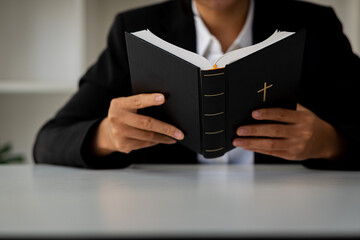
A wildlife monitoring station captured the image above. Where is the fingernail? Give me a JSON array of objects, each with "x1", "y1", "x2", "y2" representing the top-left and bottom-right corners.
[
  {"x1": 233, "y1": 139, "x2": 243, "y2": 147},
  {"x1": 237, "y1": 128, "x2": 247, "y2": 135},
  {"x1": 252, "y1": 110, "x2": 261, "y2": 118},
  {"x1": 155, "y1": 94, "x2": 164, "y2": 103},
  {"x1": 174, "y1": 131, "x2": 184, "y2": 140}
]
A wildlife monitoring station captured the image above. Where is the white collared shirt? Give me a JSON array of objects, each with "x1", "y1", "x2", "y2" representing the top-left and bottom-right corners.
[{"x1": 193, "y1": 0, "x2": 255, "y2": 164}]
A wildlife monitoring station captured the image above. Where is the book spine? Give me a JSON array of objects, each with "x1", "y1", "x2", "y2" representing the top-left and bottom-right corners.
[{"x1": 200, "y1": 68, "x2": 226, "y2": 158}]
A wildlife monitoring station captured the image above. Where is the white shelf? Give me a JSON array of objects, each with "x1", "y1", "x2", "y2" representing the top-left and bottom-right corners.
[{"x1": 0, "y1": 81, "x2": 76, "y2": 94}]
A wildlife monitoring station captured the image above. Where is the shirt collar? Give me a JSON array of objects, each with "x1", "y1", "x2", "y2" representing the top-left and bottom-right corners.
[{"x1": 192, "y1": 0, "x2": 254, "y2": 55}]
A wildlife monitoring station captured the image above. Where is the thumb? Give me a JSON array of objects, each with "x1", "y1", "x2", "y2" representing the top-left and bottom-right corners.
[{"x1": 296, "y1": 103, "x2": 312, "y2": 113}]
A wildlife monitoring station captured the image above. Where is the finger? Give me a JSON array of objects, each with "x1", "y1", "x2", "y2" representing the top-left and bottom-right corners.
[
  {"x1": 296, "y1": 103, "x2": 313, "y2": 113},
  {"x1": 252, "y1": 108, "x2": 299, "y2": 124},
  {"x1": 236, "y1": 124, "x2": 295, "y2": 138},
  {"x1": 118, "y1": 138, "x2": 159, "y2": 153},
  {"x1": 122, "y1": 125, "x2": 177, "y2": 144},
  {"x1": 233, "y1": 138, "x2": 291, "y2": 151},
  {"x1": 116, "y1": 93, "x2": 165, "y2": 110},
  {"x1": 124, "y1": 112, "x2": 184, "y2": 140},
  {"x1": 131, "y1": 140, "x2": 158, "y2": 151}
]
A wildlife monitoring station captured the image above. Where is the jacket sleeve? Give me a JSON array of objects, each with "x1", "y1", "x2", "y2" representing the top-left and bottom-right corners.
[
  {"x1": 33, "y1": 14, "x2": 136, "y2": 169},
  {"x1": 300, "y1": 7, "x2": 360, "y2": 170}
]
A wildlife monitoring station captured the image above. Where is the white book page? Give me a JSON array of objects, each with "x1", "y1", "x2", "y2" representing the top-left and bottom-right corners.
[
  {"x1": 132, "y1": 29, "x2": 295, "y2": 70},
  {"x1": 132, "y1": 30, "x2": 212, "y2": 70},
  {"x1": 215, "y1": 30, "x2": 295, "y2": 68}
]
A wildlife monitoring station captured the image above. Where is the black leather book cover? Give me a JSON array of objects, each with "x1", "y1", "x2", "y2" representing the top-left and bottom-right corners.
[
  {"x1": 125, "y1": 33, "x2": 203, "y2": 155},
  {"x1": 225, "y1": 29, "x2": 306, "y2": 152},
  {"x1": 125, "y1": 30, "x2": 306, "y2": 158}
]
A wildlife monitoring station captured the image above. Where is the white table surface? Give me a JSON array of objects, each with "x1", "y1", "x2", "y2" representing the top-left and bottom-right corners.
[{"x1": 0, "y1": 164, "x2": 359, "y2": 238}]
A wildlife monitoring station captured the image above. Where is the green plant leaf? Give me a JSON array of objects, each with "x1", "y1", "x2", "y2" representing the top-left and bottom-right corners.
[{"x1": 0, "y1": 143, "x2": 12, "y2": 155}]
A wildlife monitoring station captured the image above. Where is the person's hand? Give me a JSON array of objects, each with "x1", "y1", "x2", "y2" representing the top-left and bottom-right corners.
[
  {"x1": 233, "y1": 104, "x2": 346, "y2": 161},
  {"x1": 92, "y1": 93, "x2": 184, "y2": 156}
]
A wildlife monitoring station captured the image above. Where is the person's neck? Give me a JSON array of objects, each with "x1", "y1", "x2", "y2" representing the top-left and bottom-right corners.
[{"x1": 195, "y1": 0, "x2": 250, "y2": 52}]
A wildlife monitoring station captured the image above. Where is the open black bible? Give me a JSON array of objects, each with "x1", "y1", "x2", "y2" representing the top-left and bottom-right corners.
[{"x1": 125, "y1": 29, "x2": 306, "y2": 158}]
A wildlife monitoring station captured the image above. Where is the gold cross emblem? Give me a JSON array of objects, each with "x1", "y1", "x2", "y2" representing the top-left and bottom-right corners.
[{"x1": 257, "y1": 82, "x2": 273, "y2": 102}]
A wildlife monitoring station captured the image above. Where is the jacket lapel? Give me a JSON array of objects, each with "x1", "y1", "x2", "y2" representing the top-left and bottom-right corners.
[
  {"x1": 253, "y1": 0, "x2": 278, "y2": 44},
  {"x1": 158, "y1": 0, "x2": 277, "y2": 53},
  {"x1": 156, "y1": 0, "x2": 196, "y2": 53}
]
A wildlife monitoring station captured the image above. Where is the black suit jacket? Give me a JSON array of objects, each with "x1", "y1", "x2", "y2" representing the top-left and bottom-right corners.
[{"x1": 33, "y1": 0, "x2": 360, "y2": 169}]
